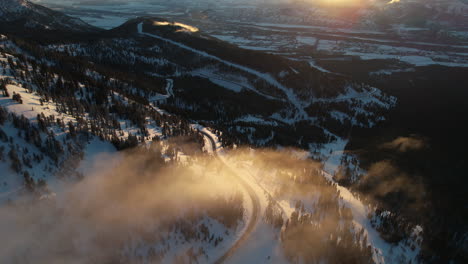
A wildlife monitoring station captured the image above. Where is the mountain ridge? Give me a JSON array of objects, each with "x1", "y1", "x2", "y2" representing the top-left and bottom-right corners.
[{"x1": 0, "y1": 0, "x2": 101, "y2": 35}]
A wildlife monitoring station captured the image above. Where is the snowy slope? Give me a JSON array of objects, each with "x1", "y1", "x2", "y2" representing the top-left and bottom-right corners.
[{"x1": 1, "y1": 33, "x2": 255, "y2": 264}]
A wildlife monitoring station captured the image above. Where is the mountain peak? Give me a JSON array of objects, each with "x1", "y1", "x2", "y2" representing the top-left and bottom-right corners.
[
  {"x1": 0, "y1": 0, "x2": 30, "y2": 14},
  {"x1": 0, "y1": 0, "x2": 101, "y2": 35}
]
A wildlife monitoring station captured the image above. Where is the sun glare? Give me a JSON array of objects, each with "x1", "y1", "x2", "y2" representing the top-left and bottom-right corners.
[
  {"x1": 153, "y1": 21, "x2": 199, "y2": 33},
  {"x1": 313, "y1": 0, "x2": 366, "y2": 7}
]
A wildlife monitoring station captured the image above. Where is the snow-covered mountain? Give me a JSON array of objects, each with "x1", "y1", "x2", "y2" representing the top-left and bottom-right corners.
[
  {"x1": 0, "y1": 0, "x2": 29, "y2": 13},
  {"x1": 0, "y1": 0, "x2": 99, "y2": 33}
]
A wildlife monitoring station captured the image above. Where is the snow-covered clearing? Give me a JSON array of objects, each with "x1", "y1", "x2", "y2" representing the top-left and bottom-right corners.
[
  {"x1": 211, "y1": 35, "x2": 251, "y2": 45},
  {"x1": 234, "y1": 115, "x2": 279, "y2": 126},
  {"x1": 191, "y1": 68, "x2": 244, "y2": 93},
  {"x1": 0, "y1": 84, "x2": 74, "y2": 124},
  {"x1": 317, "y1": 39, "x2": 468, "y2": 67},
  {"x1": 191, "y1": 68, "x2": 283, "y2": 101},
  {"x1": 296, "y1": 36, "x2": 317, "y2": 46},
  {"x1": 76, "y1": 138, "x2": 118, "y2": 176}
]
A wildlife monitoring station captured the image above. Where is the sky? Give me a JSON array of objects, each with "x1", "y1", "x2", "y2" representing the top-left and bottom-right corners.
[{"x1": 31, "y1": 0, "x2": 376, "y2": 7}]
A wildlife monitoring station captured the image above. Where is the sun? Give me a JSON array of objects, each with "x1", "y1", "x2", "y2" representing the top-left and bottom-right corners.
[{"x1": 312, "y1": 0, "x2": 367, "y2": 7}]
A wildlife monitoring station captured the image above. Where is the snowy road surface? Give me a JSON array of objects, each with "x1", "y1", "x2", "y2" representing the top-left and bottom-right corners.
[{"x1": 197, "y1": 129, "x2": 261, "y2": 264}]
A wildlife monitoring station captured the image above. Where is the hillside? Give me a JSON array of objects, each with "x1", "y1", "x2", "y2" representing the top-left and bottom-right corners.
[
  {"x1": 0, "y1": 0, "x2": 101, "y2": 42},
  {"x1": 0, "y1": 1, "x2": 466, "y2": 263},
  {"x1": 0, "y1": 33, "x2": 405, "y2": 263}
]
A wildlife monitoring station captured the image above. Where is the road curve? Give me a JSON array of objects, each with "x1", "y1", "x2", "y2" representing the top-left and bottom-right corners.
[{"x1": 197, "y1": 130, "x2": 261, "y2": 264}]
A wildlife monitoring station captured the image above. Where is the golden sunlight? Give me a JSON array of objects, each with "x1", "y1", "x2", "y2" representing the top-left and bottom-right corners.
[
  {"x1": 312, "y1": 0, "x2": 367, "y2": 7},
  {"x1": 153, "y1": 21, "x2": 199, "y2": 33}
]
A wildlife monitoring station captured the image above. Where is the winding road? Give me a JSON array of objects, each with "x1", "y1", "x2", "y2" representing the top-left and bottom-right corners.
[{"x1": 197, "y1": 130, "x2": 261, "y2": 264}]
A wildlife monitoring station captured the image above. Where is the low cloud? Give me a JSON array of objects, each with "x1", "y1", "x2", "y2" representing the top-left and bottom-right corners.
[
  {"x1": 0, "y1": 145, "x2": 244, "y2": 263},
  {"x1": 0, "y1": 144, "x2": 358, "y2": 263},
  {"x1": 358, "y1": 160, "x2": 426, "y2": 212},
  {"x1": 380, "y1": 136, "x2": 427, "y2": 152}
]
